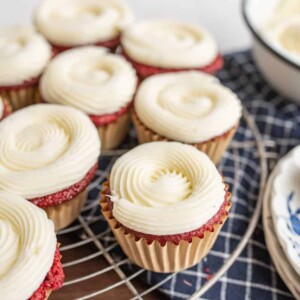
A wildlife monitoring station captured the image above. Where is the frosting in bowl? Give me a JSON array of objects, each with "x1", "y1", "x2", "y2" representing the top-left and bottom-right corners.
[
  {"x1": 262, "y1": 0, "x2": 300, "y2": 65},
  {"x1": 35, "y1": 0, "x2": 133, "y2": 47},
  {"x1": 0, "y1": 26, "x2": 51, "y2": 86},
  {"x1": 121, "y1": 19, "x2": 218, "y2": 68},
  {"x1": 0, "y1": 190, "x2": 56, "y2": 300},
  {"x1": 0, "y1": 104, "x2": 100, "y2": 198},
  {"x1": 134, "y1": 71, "x2": 242, "y2": 143},
  {"x1": 41, "y1": 46, "x2": 137, "y2": 115},
  {"x1": 110, "y1": 141, "x2": 226, "y2": 235}
]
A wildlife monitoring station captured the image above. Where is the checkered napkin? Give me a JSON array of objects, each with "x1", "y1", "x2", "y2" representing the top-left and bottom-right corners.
[{"x1": 91, "y1": 51, "x2": 300, "y2": 300}]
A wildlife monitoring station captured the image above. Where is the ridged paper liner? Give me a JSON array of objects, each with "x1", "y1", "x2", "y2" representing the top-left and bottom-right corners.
[
  {"x1": 45, "y1": 289, "x2": 52, "y2": 300},
  {"x1": 97, "y1": 111, "x2": 131, "y2": 150},
  {"x1": 132, "y1": 111, "x2": 237, "y2": 164},
  {"x1": 43, "y1": 189, "x2": 88, "y2": 231},
  {"x1": 0, "y1": 85, "x2": 39, "y2": 111},
  {"x1": 1, "y1": 97, "x2": 12, "y2": 119},
  {"x1": 100, "y1": 181, "x2": 231, "y2": 273}
]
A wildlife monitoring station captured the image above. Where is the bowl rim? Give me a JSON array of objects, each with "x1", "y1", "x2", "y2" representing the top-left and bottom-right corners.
[{"x1": 242, "y1": 0, "x2": 300, "y2": 71}]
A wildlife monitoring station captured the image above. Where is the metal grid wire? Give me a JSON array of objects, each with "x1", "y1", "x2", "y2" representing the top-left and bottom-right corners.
[{"x1": 50, "y1": 106, "x2": 268, "y2": 300}]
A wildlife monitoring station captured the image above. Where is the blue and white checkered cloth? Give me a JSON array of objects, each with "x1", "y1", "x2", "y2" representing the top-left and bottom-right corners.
[{"x1": 92, "y1": 51, "x2": 300, "y2": 299}]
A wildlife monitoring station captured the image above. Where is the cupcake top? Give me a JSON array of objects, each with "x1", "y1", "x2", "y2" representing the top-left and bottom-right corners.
[
  {"x1": 35, "y1": 0, "x2": 133, "y2": 47},
  {"x1": 0, "y1": 190, "x2": 56, "y2": 299},
  {"x1": 0, "y1": 26, "x2": 52, "y2": 86},
  {"x1": 41, "y1": 46, "x2": 137, "y2": 115},
  {"x1": 110, "y1": 141, "x2": 226, "y2": 235},
  {"x1": 121, "y1": 20, "x2": 218, "y2": 68},
  {"x1": 0, "y1": 104, "x2": 100, "y2": 198},
  {"x1": 135, "y1": 71, "x2": 242, "y2": 143}
]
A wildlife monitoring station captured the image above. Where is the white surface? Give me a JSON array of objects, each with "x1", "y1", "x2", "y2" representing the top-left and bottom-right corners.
[{"x1": 0, "y1": 0, "x2": 251, "y2": 53}]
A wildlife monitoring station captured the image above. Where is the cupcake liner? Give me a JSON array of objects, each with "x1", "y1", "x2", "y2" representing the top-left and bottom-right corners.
[
  {"x1": 0, "y1": 84, "x2": 39, "y2": 111},
  {"x1": 1, "y1": 97, "x2": 12, "y2": 119},
  {"x1": 97, "y1": 110, "x2": 131, "y2": 150},
  {"x1": 132, "y1": 111, "x2": 237, "y2": 164},
  {"x1": 45, "y1": 290, "x2": 52, "y2": 300},
  {"x1": 44, "y1": 188, "x2": 88, "y2": 231},
  {"x1": 100, "y1": 182, "x2": 231, "y2": 273}
]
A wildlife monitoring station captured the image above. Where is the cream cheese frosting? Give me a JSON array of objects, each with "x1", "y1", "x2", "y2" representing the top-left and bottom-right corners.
[
  {"x1": 0, "y1": 191, "x2": 56, "y2": 300},
  {"x1": 0, "y1": 26, "x2": 51, "y2": 86},
  {"x1": 110, "y1": 142, "x2": 226, "y2": 235},
  {"x1": 35, "y1": 0, "x2": 133, "y2": 47},
  {"x1": 0, "y1": 104, "x2": 100, "y2": 198},
  {"x1": 262, "y1": 0, "x2": 300, "y2": 65},
  {"x1": 121, "y1": 20, "x2": 218, "y2": 68},
  {"x1": 41, "y1": 46, "x2": 137, "y2": 115},
  {"x1": 135, "y1": 71, "x2": 242, "y2": 143}
]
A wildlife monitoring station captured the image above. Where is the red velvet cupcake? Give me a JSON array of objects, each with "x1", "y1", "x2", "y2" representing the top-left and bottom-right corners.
[
  {"x1": 34, "y1": 0, "x2": 133, "y2": 54},
  {"x1": 0, "y1": 191, "x2": 64, "y2": 299},
  {"x1": 0, "y1": 104, "x2": 100, "y2": 230},
  {"x1": 40, "y1": 46, "x2": 138, "y2": 150},
  {"x1": 121, "y1": 20, "x2": 223, "y2": 79},
  {"x1": 0, "y1": 26, "x2": 52, "y2": 111},
  {"x1": 100, "y1": 142, "x2": 231, "y2": 272}
]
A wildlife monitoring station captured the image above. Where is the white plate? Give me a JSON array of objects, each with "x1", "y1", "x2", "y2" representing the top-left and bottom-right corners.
[
  {"x1": 272, "y1": 146, "x2": 300, "y2": 275},
  {"x1": 263, "y1": 150, "x2": 300, "y2": 299}
]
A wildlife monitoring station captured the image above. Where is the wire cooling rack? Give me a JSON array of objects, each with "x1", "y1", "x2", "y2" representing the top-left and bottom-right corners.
[{"x1": 50, "y1": 106, "x2": 268, "y2": 300}]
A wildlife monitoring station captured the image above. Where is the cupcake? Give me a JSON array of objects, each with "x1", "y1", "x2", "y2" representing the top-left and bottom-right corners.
[
  {"x1": 132, "y1": 71, "x2": 242, "y2": 164},
  {"x1": 0, "y1": 191, "x2": 64, "y2": 299},
  {"x1": 0, "y1": 26, "x2": 52, "y2": 111},
  {"x1": 121, "y1": 20, "x2": 223, "y2": 79},
  {"x1": 100, "y1": 141, "x2": 231, "y2": 272},
  {"x1": 0, "y1": 104, "x2": 100, "y2": 230},
  {"x1": 34, "y1": 0, "x2": 133, "y2": 53},
  {"x1": 40, "y1": 46, "x2": 138, "y2": 150},
  {"x1": 0, "y1": 97, "x2": 12, "y2": 121}
]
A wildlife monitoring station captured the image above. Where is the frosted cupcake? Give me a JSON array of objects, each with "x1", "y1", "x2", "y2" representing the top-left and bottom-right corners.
[
  {"x1": 121, "y1": 20, "x2": 223, "y2": 79},
  {"x1": 0, "y1": 26, "x2": 52, "y2": 111},
  {"x1": 40, "y1": 46, "x2": 137, "y2": 149},
  {"x1": 34, "y1": 0, "x2": 133, "y2": 53},
  {"x1": 0, "y1": 191, "x2": 64, "y2": 299},
  {"x1": 132, "y1": 71, "x2": 242, "y2": 164},
  {"x1": 0, "y1": 104, "x2": 100, "y2": 230},
  {"x1": 0, "y1": 97, "x2": 12, "y2": 121},
  {"x1": 101, "y1": 142, "x2": 231, "y2": 272}
]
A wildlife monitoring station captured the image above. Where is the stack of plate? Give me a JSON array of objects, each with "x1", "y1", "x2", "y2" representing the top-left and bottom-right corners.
[{"x1": 263, "y1": 146, "x2": 300, "y2": 299}]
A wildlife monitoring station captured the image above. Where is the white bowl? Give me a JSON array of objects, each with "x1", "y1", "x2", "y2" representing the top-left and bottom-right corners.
[{"x1": 242, "y1": 0, "x2": 300, "y2": 103}]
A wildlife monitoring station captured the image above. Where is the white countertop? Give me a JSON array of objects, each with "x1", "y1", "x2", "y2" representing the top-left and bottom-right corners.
[{"x1": 0, "y1": 0, "x2": 251, "y2": 53}]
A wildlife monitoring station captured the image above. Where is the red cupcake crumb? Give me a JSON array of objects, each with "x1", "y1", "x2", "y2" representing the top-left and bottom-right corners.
[
  {"x1": 0, "y1": 76, "x2": 40, "y2": 91},
  {"x1": 30, "y1": 246, "x2": 65, "y2": 300},
  {"x1": 30, "y1": 163, "x2": 98, "y2": 208},
  {"x1": 89, "y1": 102, "x2": 132, "y2": 126},
  {"x1": 122, "y1": 50, "x2": 223, "y2": 79},
  {"x1": 104, "y1": 185, "x2": 231, "y2": 246},
  {"x1": 51, "y1": 36, "x2": 121, "y2": 54}
]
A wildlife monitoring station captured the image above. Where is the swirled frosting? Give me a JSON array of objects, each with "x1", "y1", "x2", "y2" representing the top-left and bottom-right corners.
[
  {"x1": 262, "y1": 0, "x2": 300, "y2": 65},
  {"x1": 35, "y1": 0, "x2": 133, "y2": 47},
  {"x1": 41, "y1": 46, "x2": 137, "y2": 115},
  {"x1": 0, "y1": 26, "x2": 51, "y2": 86},
  {"x1": 135, "y1": 71, "x2": 242, "y2": 143},
  {"x1": 110, "y1": 141, "x2": 226, "y2": 235},
  {"x1": 0, "y1": 104, "x2": 100, "y2": 198},
  {"x1": 121, "y1": 20, "x2": 218, "y2": 68},
  {"x1": 0, "y1": 191, "x2": 56, "y2": 300}
]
